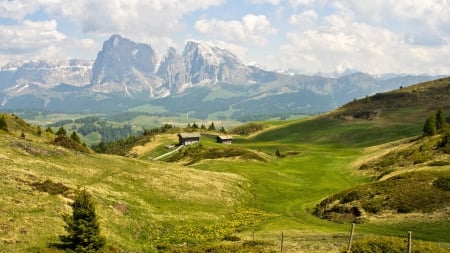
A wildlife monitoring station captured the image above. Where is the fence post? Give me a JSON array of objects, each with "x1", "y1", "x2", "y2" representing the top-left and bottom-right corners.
[
  {"x1": 347, "y1": 223, "x2": 356, "y2": 253},
  {"x1": 280, "y1": 232, "x2": 284, "y2": 253},
  {"x1": 407, "y1": 231, "x2": 412, "y2": 253}
]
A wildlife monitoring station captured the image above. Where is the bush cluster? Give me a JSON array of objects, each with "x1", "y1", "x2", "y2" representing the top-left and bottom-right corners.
[
  {"x1": 31, "y1": 180, "x2": 69, "y2": 195},
  {"x1": 433, "y1": 176, "x2": 450, "y2": 191},
  {"x1": 0, "y1": 114, "x2": 8, "y2": 132},
  {"x1": 229, "y1": 122, "x2": 264, "y2": 136}
]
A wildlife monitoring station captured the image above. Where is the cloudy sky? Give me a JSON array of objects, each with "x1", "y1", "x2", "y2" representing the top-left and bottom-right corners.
[{"x1": 1, "y1": 0, "x2": 450, "y2": 75}]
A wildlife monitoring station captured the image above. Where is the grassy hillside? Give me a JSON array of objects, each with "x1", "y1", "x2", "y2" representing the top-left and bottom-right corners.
[
  {"x1": 0, "y1": 114, "x2": 262, "y2": 252},
  {"x1": 1, "y1": 77, "x2": 450, "y2": 252}
]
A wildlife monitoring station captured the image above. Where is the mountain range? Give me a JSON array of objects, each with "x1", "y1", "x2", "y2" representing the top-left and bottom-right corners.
[{"x1": 0, "y1": 34, "x2": 443, "y2": 119}]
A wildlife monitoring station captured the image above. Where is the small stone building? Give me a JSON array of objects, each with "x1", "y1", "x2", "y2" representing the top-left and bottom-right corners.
[
  {"x1": 178, "y1": 133, "x2": 200, "y2": 146},
  {"x1": 216, "y1": 135, "x2": 233, "y2": 144}
]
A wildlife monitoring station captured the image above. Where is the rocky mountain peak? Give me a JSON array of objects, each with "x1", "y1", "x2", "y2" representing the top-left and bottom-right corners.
[
  {"x1": 157, "y1": 47, "x2": 186, "y2": 92},
  {"x1": 183, "y1": 41, "x2": 242, "y2": 67},
  {"x1": 182, "y1": 41, "x2": 247, "y2": 84},
  {"x1": 91, "y1": 34, "x2": 157, "y2": 85}
]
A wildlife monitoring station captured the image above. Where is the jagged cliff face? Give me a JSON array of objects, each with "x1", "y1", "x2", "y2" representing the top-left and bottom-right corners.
[
  {"x1": 0, "y1": 59, "x2": 92, "y2": 90},
  {"x1": 156, "y1": 47, "x2": 186, "y2": 93},
  {"x1": 182, "y1": 41, "x2": 248, "y2": 85},
  {"x1": 156, "y1": 41, "x2": 250, "y2": 93},
  {"x1": 90, "y1": 34, "x2": 162, "y2": 97}
]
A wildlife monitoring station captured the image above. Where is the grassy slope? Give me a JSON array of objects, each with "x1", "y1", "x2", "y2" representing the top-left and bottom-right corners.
[
  {"x1": 0, "y1": 115, "x2": 254, "y2": 252},
  {"x1": 1, "y1": 77, "x2": 450, "y2": 252},
  {"x1": 189, "y1": 77, "x2": 450, "y2": 249}
]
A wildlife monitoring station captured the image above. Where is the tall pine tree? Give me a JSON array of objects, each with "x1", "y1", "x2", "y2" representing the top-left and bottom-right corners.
[
  {"x1": 423, "y1": 113, "x2": 437, "y2": 136},
  {"x1": 70, "y1": 131, "x2": 81, "y2": 144},
  {"x1": 60, "y1": 188, "x2": 105, "y2": 252},
  {"x1": 436, "y1": 108, "x2": 447, "y2": 133}
]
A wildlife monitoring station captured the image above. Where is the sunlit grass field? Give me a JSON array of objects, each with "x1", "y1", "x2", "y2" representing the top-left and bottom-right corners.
[{"x1": 1, "y1": 108, "x2": 450, "y2": 252}]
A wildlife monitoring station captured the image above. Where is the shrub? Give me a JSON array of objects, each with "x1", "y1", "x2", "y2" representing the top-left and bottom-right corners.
[
  {"x1": 31, "y1": 180, "x2": 69, "y2": 195},
  {"x1": 341, "y1": 191, "x2": 362, "y2": 203},
  {"x1": 229, "y1": 122, "x2": 264, "y2": 136},
  {"x1": 433, "y1": 176, "x2": 450, "y2": 191},
  {"x1": 439, "y1": 132, "x2": 450, "y2": 153},
  {"x1": 53, "y1": 135, "x2": 90, "y2": 153},
  {"x1": 428, "y1": 161, "x2": 450, "y2": 166},
  {"x1": 223, "y1": 234, "x2": 241, "y2": 241},
  {"x1": 362, "y1": 199, "x2": 383, "y2": 214},
  {"x1": 0, "y1": 115, "x2": 8, "y2": 132}
]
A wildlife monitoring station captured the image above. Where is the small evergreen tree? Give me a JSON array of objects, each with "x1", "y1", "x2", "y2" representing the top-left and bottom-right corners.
[
  {"x1": 56, "y1": 126, "x2": 67, "y2": 136},
  {"x1": 192, "y1": 122, "x2": 198, "y2": 129},
  {"x1": 37, "y1": 126, "x2": 42, "y2": 136},
  {"x1": 208, "y1": 122, "x2": 216, "y2": 131},
  {"x1": 60, "y1": 188, "x2": 105, "y2": 252},
  {"x1": 275, "y1": 149, "x2": 281, "y2": 157},
  {"x1": 0, "y1": 115, "x2": 8, "y2": 132},
  {"x1": 200, "y1": 124, "x2": 206, "y2": 129},
  {"x1": 436, "y1": 108, "x2": 447, "y2": 132},
  {"x1": 70, "y1": 131, "x2": 81, "y2": 144},
  {"x1": 219, "y1": 126, "x2": 226, "y2": 133},
  {"x1": 46, "y1": 127, "x2": 54, "y2": 134},
  {"x1": 423, "y1": 113, "x2": 437, "y2": 136}
]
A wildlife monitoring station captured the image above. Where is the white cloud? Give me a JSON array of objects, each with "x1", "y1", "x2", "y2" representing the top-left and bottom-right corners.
[
  {"x1": 0, "y1": 19, "x2": 99, "y2": 66},
  {"x1": 0, "y1": 20, "x2": 65, "y2": 54},
  {"x1": 0, "y1": 1, "x2": 41, "y2": 20},
  {"x1": 280, "y1": 3, "x2": 450, "y2": 75},
  {"x1": 247, "y1": 0, "x2": 281, "y2": 5},
  {"x1": 1, "y1": 0, "x2": 226, "y2": 36},
  {"x1": 45, "y1": 0, "x2": 226, "y2": 36},
  {"x1": 289, "y1": 9, "x2": 318, "y2": 27},
  {"x1": 195, "y1": 14, "x2": 277, "y2": 45},
  {"x1": 290, "y1": 0, "x2": 316, "y2": 7}
]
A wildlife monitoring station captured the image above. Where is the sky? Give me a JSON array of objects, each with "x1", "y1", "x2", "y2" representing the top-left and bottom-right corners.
[{"x1": 1, "y1": 0, "x2": 450, "y2": 75}]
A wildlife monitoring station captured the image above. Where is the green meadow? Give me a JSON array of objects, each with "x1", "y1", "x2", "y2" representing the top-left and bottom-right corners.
[{"x1": 1, "y1": 77, "x2": 450, "y2": 252}]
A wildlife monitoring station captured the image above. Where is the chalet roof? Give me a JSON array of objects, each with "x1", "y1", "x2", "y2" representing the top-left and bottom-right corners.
[
  {"x1": 178, "y1": 132, "x2": 201, "y2": 138},
  {"x1": 217, "y1": 135, "x2": 233, "y2": 140}
]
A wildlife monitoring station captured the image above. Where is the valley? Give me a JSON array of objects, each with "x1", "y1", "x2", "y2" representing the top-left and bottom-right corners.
[{"x1": 1, "y1": 77, "x2": 450, "y2": 252}]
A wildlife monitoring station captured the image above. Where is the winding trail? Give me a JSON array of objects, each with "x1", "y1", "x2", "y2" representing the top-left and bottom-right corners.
[{"x1": 152, "y1": 145, "x2": 184, "y2": 161}]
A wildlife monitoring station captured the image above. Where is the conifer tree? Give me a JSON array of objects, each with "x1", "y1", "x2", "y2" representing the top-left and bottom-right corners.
[
  {"x1": 46, "y1": 127, "x2": 54, "y2": 134},
  {"x1": 423, "y1": 113, "x2": 437, "y2": 136},
  {"x1": 70, "y1": 131, "x2": 81, "y2": 144},
  {"x1": 60, "y1": 188, "x2": 105, "y2": 252},
  {"x1": 56, "y1": 126, "x2": 67, "y2": 136},
  {"x1": 208, "y1": 122, "x2": 216, "y2": 131},
  {"x1": 436, "y1": 108, "x2": 447, "y2": 132},
  {"x1": 0, "y1": 115, "x2": 8, "y2": 132}
]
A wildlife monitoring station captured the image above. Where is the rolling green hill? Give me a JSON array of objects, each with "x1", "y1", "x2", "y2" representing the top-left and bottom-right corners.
[{"x1": 1, "y1": 77, "x2": 450, "y2": 252}]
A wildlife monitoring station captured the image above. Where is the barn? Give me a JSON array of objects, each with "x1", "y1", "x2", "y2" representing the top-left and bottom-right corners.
[
  {"x1": 178, "y1": 133, "x2": 200, "y2": 146},
  {"x1": 216, "y1": 135, "x2": 233, "y2": 144}
]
